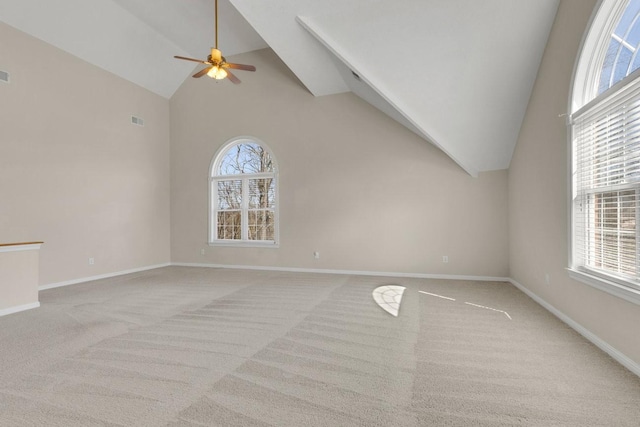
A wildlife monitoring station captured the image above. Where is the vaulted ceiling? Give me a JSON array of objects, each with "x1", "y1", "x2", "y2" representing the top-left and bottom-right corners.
[{"x1": 0, "y1": 0, "x2": 560, "y2": 175}]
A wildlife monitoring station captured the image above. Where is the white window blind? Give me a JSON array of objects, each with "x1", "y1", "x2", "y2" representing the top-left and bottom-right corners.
[{"x1": 572, "y1": 74, "x2": 640, "y2": 290}]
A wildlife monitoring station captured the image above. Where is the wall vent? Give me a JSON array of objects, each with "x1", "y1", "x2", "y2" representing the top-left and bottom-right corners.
[
  {"x1": 0, "y1": 70, "x2": 9, "y2": 83},
  {"x1": 131, "y1": 115, "x2": 144, "y2": 126}
]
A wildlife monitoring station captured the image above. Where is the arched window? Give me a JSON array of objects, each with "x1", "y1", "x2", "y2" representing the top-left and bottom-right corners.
[
  {"x1": 210, "y1": 138, "x2": 278, "y2": 246},
  {"x1": 571, "y1": 0, "x2": 640, "y2": 303},
  {"x1": 598, "y1": 0, "x2": 640, "y2": 94}
]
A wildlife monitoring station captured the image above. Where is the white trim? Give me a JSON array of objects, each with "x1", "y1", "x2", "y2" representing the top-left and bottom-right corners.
[
  {"x1": 0, "y1": 243, "x2": 42, "y2": 253},
  {"x1": 208, "y1": 241, "x2": 280, "y2": 248},
  {"x1": 215, "y1": 171, "x2": 274, "y2": 180},
  {"x1": 567, "y1": 268, "x2": 640, "y2": 306},
  {"x1": 0, "y1": 302, "x2": 40, "y2": 317},
  {"x1": 509, "y1": 278, "x2": 640, "y2": 377},
  {"x1": 171, "y1": 262, "x2": 509, "y2": 282},
  {"x1": 38, "y1": 263, "x2": 170, "y2": 291}
]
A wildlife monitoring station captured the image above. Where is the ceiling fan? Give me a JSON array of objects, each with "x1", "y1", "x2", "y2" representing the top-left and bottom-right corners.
[{"x1": 174, "y1": 0, "x2": 256, "y2": 84}]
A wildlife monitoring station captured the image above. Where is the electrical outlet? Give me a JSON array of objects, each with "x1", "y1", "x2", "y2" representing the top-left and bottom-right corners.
[
  {"x1": 88, "y1": 257, "x2": 95, "y2": 265},
  {"x1": 313, "y1": 251, "x2": 320, "y2": 259},
  {"x1": 442, "y1": 255, "x2": 449, "y2": 263},
  {"x1": 200, "y1": 249, "x2": 205, "y2": 256},
  {"x1": 545, "y1": 273, "x2": 550, "y2": 285}
]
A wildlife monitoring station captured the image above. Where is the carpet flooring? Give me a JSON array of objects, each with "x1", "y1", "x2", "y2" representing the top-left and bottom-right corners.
[{"x1": 0, "y1": 266, "x2": 639, "y2": 426}]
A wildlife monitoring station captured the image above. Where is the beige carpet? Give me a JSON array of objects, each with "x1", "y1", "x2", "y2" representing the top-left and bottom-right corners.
[{"x1": 0, "y1": 266, "x2": 638, "y2": 426}]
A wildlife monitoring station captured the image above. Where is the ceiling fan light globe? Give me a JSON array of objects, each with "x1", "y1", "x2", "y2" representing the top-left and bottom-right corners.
[
  {"x1": 207, "y1": 66, "x2": 219, "y2": 78},
  {"x1": 214, "y1": 68, "x2": 228, "y2": 80}
]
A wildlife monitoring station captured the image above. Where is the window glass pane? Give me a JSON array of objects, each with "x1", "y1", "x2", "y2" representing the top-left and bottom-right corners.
[
  {"x1": 217, "y1": 143, "x2": 274, "y2": 175},
  {"x1": 217, "y1": 180, "x2": 242, "y2": 210},
  {"x1": 614, "y1": 0, "x2": 640, "y2": 39},
  {"x1": 614, "y1": 46, "x2": 634, "y2": 83},
  {"x1": 599, "y1": 0, "x2": 640, "y2": 94},
  {"x1": 248, "y1": 178, "x2": 275, "y2": 209},
  {"x1": 217, "y1": 211, "x2": 242, "y2": 240},
  {"x1": 626, "y1": 17, "x2": 640, "y2": 47},
  {"x1": 248, "y1": 210, "x2": 274, "y2": 241},
  {"x1": 599, "y1": 39, "x2": 620, "y2": 93}
]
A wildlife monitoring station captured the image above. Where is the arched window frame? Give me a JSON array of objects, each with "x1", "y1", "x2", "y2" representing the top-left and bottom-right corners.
[
  {"x1": 572, "y1": 0, "x2": 630, "y2": 112},
  {"x1": 570, "y1": 0, "x2": 640, "y2": 305},
  {"x1": 209, "y1": 137, "x2": 279, "y2": 248}
]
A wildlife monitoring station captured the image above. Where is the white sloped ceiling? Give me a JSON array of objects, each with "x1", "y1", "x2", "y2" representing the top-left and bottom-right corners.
[{"x1": 0, "y1": 0, "x2": 560, "y2": 174}]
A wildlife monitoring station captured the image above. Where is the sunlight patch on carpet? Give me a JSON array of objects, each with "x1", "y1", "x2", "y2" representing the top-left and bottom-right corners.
[
  {"x1": 465, "y1": 302, "x2": 512, "y2": 320},
  {"x1": 418, "y1": 290, "x2": 456, "y2": 301},
  {"x1": 419, "y1": 289, "x2": 512, "y2": 320},
  {"x1": 372, "y1": 285, "x2": 406, "y2": 317}
]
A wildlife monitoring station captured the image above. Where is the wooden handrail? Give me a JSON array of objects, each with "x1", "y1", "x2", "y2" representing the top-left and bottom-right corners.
[{"x1": 0, "y1": 242, "x2": 44, "y2": 247}]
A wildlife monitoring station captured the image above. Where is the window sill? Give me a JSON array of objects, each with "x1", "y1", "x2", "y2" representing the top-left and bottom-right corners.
[
  {"x1": 208, "y1": 241, "x2": 279, "y2": 249},
  {"x1": 567, "y1": 268, "x2": 640, "y2": 306}
]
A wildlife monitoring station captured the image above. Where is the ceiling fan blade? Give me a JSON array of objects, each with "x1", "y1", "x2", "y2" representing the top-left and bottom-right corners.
[
  {"x1": 193, "y1": 67, "x2": 213, "y2": 78},
  {"x1": 225, "y1": 63, "x2": 256, "y2": 72},
  {"x1": 174, "y1": 55, "x2": 208, "y2": 64},
  {"x1": 226, "y1": 70, "x2": 241, "y2": 84}
]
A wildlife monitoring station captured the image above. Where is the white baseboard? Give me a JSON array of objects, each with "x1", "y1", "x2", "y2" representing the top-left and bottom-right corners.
[
  {"x1": 172, "y1": 262, "x2": 510, "y2": 282},
  {"x1": 509, "y1": 278, "x2": 640, "y2": 377},
  {"x1": 39, "y1": 263, "x2": 171, "y2": 291},
  {"x1": 0, "y1": 301, "x2": 40, "y2": 317}
]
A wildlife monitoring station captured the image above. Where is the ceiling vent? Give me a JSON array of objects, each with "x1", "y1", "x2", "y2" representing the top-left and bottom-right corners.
[
  {"x1": 0, "y1": 70, "x2": 9, "y2": 83},
  {"x1": 131, "y1": 115, "x2": 144, "y2": 126}
]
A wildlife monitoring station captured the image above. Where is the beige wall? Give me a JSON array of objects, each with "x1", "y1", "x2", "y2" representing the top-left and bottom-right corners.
[
  {"x1": 0, "y1": 245, "x2": 39, "y2": 311},
  {"x1": 170, "y1": 49, "x2": 509, "y2": 278},
  {"x1": 509, "y1": 0, "x2": 640, "y2": 365},
  {"x1": 0, "y1": 22, "x2": 171, "y2": 286}
]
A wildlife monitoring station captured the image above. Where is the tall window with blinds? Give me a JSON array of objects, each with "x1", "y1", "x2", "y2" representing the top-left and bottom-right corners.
[
  {"x1": 572, "y1": 19, "x2": 640, "y2": 290},
  {"x1": 210, "y1": 139, "x2": 278, "y2": 246}
]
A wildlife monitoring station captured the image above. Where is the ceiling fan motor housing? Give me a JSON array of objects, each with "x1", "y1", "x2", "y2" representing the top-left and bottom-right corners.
[{"x1": 210, "y1": 48, "x2": 223, "y2": 63}]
